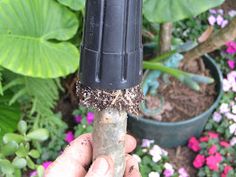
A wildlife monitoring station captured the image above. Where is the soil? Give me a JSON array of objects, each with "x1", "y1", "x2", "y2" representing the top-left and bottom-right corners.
[
  {"x1": 166, "y1": 146, "x2": 197, "y2": 176},
  {"x1": 143, "y1": 58, "x2": 216, "y2": 122}
]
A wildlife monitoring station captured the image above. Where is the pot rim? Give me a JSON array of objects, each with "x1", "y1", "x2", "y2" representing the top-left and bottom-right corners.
[{"x1": 129, "y1": 54, "x2": 224, "y2": 126}]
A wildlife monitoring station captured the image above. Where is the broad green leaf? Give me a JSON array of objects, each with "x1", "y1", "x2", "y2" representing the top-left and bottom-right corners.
[
  {"x1": 0, "y1": 94, "x2": 21, "y2": 139},
  {"x1": 29, "y1": 150, "x2": 40, "y2": 159},
  {"x1": 0, "y1": 0, "x2": 80, "y2": 78},
  {"x1": 0, "y1": 159, "x2": 14, "y2": 175},
  {"x1": 1, "y1": 141, "x2": 18, "y2": 156},
  {"x1": 58, "y1": 0, "x2": 85, "y2": 11},
  {"x1": 26, "y1": 129, "x2": 49, "y2": 141},
  {"x1": 12, "y1": 157, "x2": 27, "y2": 169},
  {"x1": 143, "y1": 0, "x2": 225, "y2": 23},
  {"x1": 17, "y1": 120, "x2": 27, "y2": 135},
  {"x1": 16, "y1": 146, "x2": 28, "y2": 157},
  {"x1": 3, "y1": 133, "x2": 24, "y2": 144}
]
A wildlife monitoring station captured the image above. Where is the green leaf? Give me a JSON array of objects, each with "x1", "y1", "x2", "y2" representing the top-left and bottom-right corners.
[
  {"x1": 17, "y1": 120, "x2": 27, "y2": 135},
  {"x1": 37, "y1": 165, "x2": 45, "y2": 177},
  {"x1": 0, "y1": 94, "x2": 21, "y2": 139},
  {"x1": 0, "y1": 67, "x2": 3, "y2": 95},
  {"x1": 1, "y1": 141, "x2": 18, "y2": 156},
  {"x1": 26, "y1": 156, "x2": 35, "y2": 170},
  {"x1": 12, "y1": 157, "x2": 27, "y2": 169},
  {"x1": 143, "y1": 0, "x2": 225, "y2": 23},
  {"x1": 57, "y1": 0, "x2": 85, "y2": 11},
  {"x1": 29, "y1": 150, "x2": 40, "y2": 159},
  {"x1": 16, "y1": 145, "x2": 29, "y2": 157},
  {"x1": 0, "y1": 0, "x2": 80, "y2": 78},
  {"x1": 3, "y1": 133, "x2": 24, "y2": 144},
  {"x1": 0, "y1": 159, "x2": 15, "y2": 175},
  {"x1": 26, "y1": 129, "x2": 49, "y2": 141}
]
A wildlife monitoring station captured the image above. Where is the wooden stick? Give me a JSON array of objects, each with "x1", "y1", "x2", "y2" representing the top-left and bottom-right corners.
[
  {"x1": 93, "y1": 108, "x2": 127, "y2": 177},
  {"x1": 159, "y1": 22, "x2": 173, "y2": 54}
]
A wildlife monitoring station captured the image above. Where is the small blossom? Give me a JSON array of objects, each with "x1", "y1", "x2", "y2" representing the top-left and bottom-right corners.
[
  {"x1": 152, "y1": 153, "x2": 162, "y2": 163},
  {"x1": 74, "y1": 115, "x2": 82, "y2": 124},
  {"x1": 229, "y1": 10, "x2": 236, "y2": 17},
  {"x1": 219, "y1": 103, "x2": 230, "y2": 114},
  {"x1": 227, "y1": 71, "x2": 236, "y2": 84},
  {"x1": 212, "y1": 112, "x2": 222, "y2": 122},
  {"x1": 232, "y1": 105, "x2": 236, "y2": 114},
  {"x1": 209, "y1": 9, "x2": 217, "y2": 14},
  {"x1": 229, "y1": 123, "x2": 236, "y2": 134},
  {"x1": 208, "y1": 132, "x2": 219, "y2": 139},
  {"x1": 206, "y1": 153, "x2": 222, "y2": 171},
  {"x1": 199, "y1": 136, "x2": 209, "y2": 142},
  {"x1": 164, "y1": 163, "x2": 173, "y2": 170},
  {"x1": 226, "y1": 41, "x2": 236, "y2": 54},
  {"x1": 230, "y1": 137, "x2": 236, "y2": 146},
  {"x1": 193, "y1": 154, "x2": 205, "y2": 169},
  {"x1": 227, "y1": 60, "x2": 235, "y2": 70},
  {"x1": 208, "y1": 15, "x2": 216, "y2": 25},
  {"x1": 178, "y1": 168, "x2": 189, "y2": 177},
  {"x1": 208, "y1": 145, "x2": 218, "y2": 155},
  {"x1": 221, "y1": 165, "x2": 233, "y2": 177},
  {"x1": 221, "y1": 20, "x2": 228, "y2": 28},
  {"x1": 149, "y1": 172, "x2": 160, "y2": 177},
  {"x1": 141, "y1": 139, "x2": 154, "y2": 148},
  {"x1": 225, "y1": 113, "x2": 236, "y2": 121},
  {"x1": 188, "y1": 137, "x2": 201, "y2": 152},
  {"x1": 216, "y1": 15, "x2": 224, "y2": 25},
  {"x1": 42, "y1": 161, "x2": 52, "y2": 169},
  {"x1": 220, "y1": 141, "x2": 230, "y2": 148},
  {"x1": 132, "y1": 154, "x2": 141, "y2": 163},
  {"x1": 163, "y1": 169, "x2": 175, "y2": 177},
  {"x1": 223, "y1": 79, "x2": 231, "y2": 92},
  {"x1": 86, "y1": 112, "x2": 94, "y2": 124},
  {"x1": 217, "y1": 9, "x2": 224, "y2": 15},
  {"x1": 65, "y1": 131, "x2": 74, "y2": 143}
]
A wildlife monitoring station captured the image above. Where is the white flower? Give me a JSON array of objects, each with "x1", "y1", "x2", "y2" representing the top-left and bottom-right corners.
[
  {"x1": 229, "y1": 10, "x2": 236, "y2": 17},
  {"x1": 230, "y1": 137, "x2": 236, "y2": 146},
  {"x1": 132, "y1": 154, "x2": 141, "y2": 163},
  {"x1": 219, "y1": 103, "x2": 230, "y2": 114},
  {"x1": 223, "y1": 79, "x2": 231, "y2": 92},
  {"x1": 148, "y1": 172, "x2": 160, "y2": 177},
  {"x1": 142, "y1": 149, "x2": 148, "y2": 153},
  {"x1": 164, "y1": 163, "x2": 173, "y2": 170},
  {"x1": 229, "y1": 123, "x2": 236, "y2": 134},
  {"x1": 152, "y1": 153, "x2": 162, "y2": 163}
]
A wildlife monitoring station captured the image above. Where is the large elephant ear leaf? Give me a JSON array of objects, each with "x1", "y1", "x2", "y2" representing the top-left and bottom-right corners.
[
  {"x1": 0, "y1": 94, "x2": 21, "y2": 140},
  {"x1": 57, "y1": 0, "x2": 85, "y2": 11},
  {"x1": 143, "y1": 0, "x2": 225, "y2": 23},
  {"x1": 0, "y1": 0, "x2": 79, "y2": 78}
]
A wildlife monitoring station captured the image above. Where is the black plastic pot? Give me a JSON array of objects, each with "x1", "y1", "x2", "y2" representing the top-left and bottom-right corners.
[{"x1": 127, "y1": 55, "x2": 223, "y2": 148}]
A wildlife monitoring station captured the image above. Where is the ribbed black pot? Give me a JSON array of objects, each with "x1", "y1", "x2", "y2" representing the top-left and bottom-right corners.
[{"x1": 127, "y1": 55, "x2": 223, "y2": 148}]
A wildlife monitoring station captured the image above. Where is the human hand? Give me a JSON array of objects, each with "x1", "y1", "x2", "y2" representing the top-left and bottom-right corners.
[{"x1": 44, "y1": 133, "x2": 141, "y2": 177}]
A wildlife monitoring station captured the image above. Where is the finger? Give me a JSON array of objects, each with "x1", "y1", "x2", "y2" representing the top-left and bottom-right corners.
[
  {"x1": 44, "y1": 133, "x2": 93, "y2": 177},
  {"x1": 125, "y1": 135, "x2": 137, "y2": 153},
  {"x1": 85, "y1": 156, "x2": 114, "y2": 177},
  {"x1": 124, "y1": 154, "x2": 141, "y2": 177}
]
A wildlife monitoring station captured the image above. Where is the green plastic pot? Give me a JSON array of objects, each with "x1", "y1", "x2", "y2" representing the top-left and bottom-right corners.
[{"x1": 127, "y1": 55, "x2": 223, "y2": 148}]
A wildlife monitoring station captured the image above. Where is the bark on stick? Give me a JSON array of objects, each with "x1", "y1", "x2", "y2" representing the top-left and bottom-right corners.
[
  {"x1": 183, "y1": 16, "x2": 236, "y2": 64},
  {"x1": 159, "y1": 22, "x2": 173, "y2": 54},
  {"x1": 93, "y1": 108, "x2": 127, "y2": 177}
]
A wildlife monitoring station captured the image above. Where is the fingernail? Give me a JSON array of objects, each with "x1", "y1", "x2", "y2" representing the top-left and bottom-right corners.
[{"x1": 91, "y1": 157, "x2": 109, "y2": 175}]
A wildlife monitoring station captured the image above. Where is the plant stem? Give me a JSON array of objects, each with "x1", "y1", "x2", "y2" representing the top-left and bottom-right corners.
[
  {"x1": 93, "y1": 108, "x2": 127, "y2": 177},
  {"x1": 183, "y1": 16, "x2": 236, "y2": 64},
  {"x1": 159, "y1": 22, "x2": 173, "y2": 54}
]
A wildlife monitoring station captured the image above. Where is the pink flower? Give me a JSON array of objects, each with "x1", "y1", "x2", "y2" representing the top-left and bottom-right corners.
[
  {"x1": 226, "y1": 41, "x2": 236, "y2": 54},
  {"x1": 65, "y1": 131, "x2": 74, "y2": 143},
  {"x1": 163, "y1": 169, "x2": 174, "y2": 177},
  {"x1": 220, "y1": 141, "x2": 230, "y2": 148},
  {"x1": 74, "y1": 115, "x2": 82, "y2": 124},
  {"x1": 208, "y1": 15, "x2": 216, "y2": 25},
  {"x1": 216, "y1": 15, "x2": 224, "y2": 26},
  {"x1": 206, "y1": 155, "x2": 221, "y2": 171},
  {"x1": 208, "y1": 132, "x2": 219, "y2": 139},
  {"x1": 221, "y1": 166, "x2": 233, "y2": 177},
  {"x1": 141, "y1": 139, "x2": 154, "y2": 148},
  {"x1": 209, "y1": 9, "x2": 217, "y2": 14},
  {"x1": 218, "y1": 9, "x2": 224, "y2": 15},
  {"x1": 42, "y1": 161, "x2": 52, "y2": 169},
  {"x1": 188, "y1": 137, "x2": 201, "y2": 152},
  {"x1": 227, "y1": 60, "x2": 235, "y2": 70},
  {"x1": 212, "y1": 112, "x2": 222, "y2": 122},
  {"x1": 178, "y1": 168, "x2": 189, "y2": 177},
  {"x1": 199, "y1": 136, "x2": 209, "y2": 142},
  {"x1": 193, "y1": 154, "x2": 205, "y2": 169},
  {"x1": 221, "y1": 20, "x2": 228, "y2": 28},
  {"x1": 86, "y1": 112, "x2": 94, "y2": 124},
  {"x1": 208, "y1": 145, "x2": 218, "y2": 155}
]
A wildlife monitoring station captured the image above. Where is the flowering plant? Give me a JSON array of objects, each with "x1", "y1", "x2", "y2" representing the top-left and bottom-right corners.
[
  {"x1": 134, "y1": 139, "x2": 189, "y2": 177},
  {"x1": 188, "y1": 132, "x2": 236, "y2": 177}
]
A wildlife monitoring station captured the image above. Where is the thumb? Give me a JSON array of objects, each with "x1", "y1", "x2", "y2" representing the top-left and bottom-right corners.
[{"x1": 85, "y1": 156, "x2": 114, "y2": 177}]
